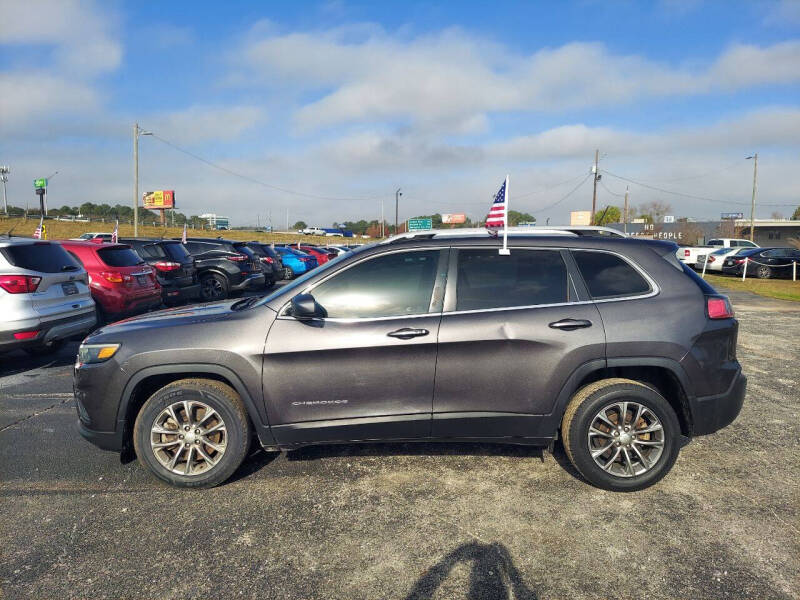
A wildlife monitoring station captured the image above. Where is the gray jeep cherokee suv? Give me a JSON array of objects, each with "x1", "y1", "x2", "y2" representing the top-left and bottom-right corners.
[{"x1": 74, "y1": 231, "x2": 745, "y2": 491}]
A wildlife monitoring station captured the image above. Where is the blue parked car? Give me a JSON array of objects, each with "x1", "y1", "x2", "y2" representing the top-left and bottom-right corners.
[{"x1": 274, "y1": 246, "x2": 319, "y2": 278}]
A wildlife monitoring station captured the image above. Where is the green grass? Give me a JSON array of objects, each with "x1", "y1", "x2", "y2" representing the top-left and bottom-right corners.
[
  {"x1": 704, "y1": 273, "x2": 800, "y2": 302},
  {"x1": 0, "y1": 216, "x2": 358, "y2": 246}
]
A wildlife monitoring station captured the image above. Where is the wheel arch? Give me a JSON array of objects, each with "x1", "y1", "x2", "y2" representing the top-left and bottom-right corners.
[
  {"x1": 117, "y1": 364, "x2": 275, "y2": 457},
  {"x1": 550, "y1": 358, "x2": 694, "y2": 438}
]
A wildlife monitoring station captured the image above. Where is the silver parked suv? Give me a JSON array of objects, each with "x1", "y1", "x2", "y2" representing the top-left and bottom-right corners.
[{"x1": 0, "y1": 236, "x2": 96, "y2": 356}]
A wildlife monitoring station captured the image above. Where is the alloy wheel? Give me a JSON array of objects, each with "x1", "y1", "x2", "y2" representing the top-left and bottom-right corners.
[
  {"x1": 150, "y1": 399, "x2": 227, "y2": 476},
  {"x1": 587, "y1": 401, "x2": 665, "y2": 478},
  {"x1": 202, "y1": 277, "x2": 224, "y2": 299}
]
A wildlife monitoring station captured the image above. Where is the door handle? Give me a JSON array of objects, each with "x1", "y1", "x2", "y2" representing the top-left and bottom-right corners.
[
  {"x1": 387, "y1": 328, "x2": 429, "y2": 340},
  {"x1": 549, "y1": 318, "x2": 592, "y2": 331}
]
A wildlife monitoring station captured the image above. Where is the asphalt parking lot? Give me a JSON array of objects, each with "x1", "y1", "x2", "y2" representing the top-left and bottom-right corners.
[{"x1": 1, "y1": 287, "x2": 798, "y2": 599}]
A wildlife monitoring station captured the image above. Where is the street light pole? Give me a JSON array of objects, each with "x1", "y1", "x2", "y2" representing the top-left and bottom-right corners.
[
  {"x1": 43, "y1": 170, "x2": 59, "y2": 216},
  {"x1": 133, "y1": 123, "x2": 152, "y2": 237},
  {"x1": 395, "y1": 188, "x2": 402, "y2": 234},
  {"x1": 746, "y1": 153, "x2": 758, "y2": 242}
]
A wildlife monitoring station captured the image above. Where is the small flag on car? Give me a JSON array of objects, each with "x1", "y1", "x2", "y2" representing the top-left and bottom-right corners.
[
  {"x1": 486, "y1": 175, "x2": 510, "y2": 255},
  {"x1": 111, "y1": 220, "x2": 118, "y2": 243},
  {"x1": 33, "y1": 214, "x2": 45, "y2": 239},
  {"x1": 181, "y1": 223, "x2": 187, "y2": 244}
]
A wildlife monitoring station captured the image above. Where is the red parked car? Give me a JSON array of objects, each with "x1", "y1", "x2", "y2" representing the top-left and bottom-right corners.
[
  {"x1": 59, "y1": 241, "x2": 162, "y2": 322},
  {"x1": 292, "y1": 245, "x2": 337, "y2": 265}
]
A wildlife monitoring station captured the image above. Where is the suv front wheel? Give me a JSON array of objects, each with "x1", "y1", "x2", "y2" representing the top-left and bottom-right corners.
[
  {"x1": 133, "y1": 379, "x2": 250, "y2": 488},
  {"x1": 561, "y1": 378, "x2": 681, "y2": 492}
]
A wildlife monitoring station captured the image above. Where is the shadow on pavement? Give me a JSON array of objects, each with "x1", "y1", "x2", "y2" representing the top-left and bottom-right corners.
[
  {"x1": 405, "y1": 541, "x2": 538, "y2": 600},
  {"x1": 0, "y1": 342, "x2": 79, "y2": 377}
]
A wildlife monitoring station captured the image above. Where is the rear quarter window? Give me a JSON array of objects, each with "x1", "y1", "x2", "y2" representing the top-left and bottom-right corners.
[
  {"x1": 162, "y1": 242, "x2": 190, "y2": 261},
  {"x1": 1, "y1": 243, "x2": 80, "y2": 273},
  {"x1": 97, "y1": 246, "x2": 145, "y2": 267},
  {"x1": 572, "y1": 250, "x2": 651, "y2": 299}
]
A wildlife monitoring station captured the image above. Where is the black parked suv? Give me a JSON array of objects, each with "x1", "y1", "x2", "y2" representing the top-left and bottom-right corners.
[
  {"x1": 241, "y1": 242, "x2": 283, "y2": 287},
  {"x1": 75, "y1": 231, "x2": 746, "y2": 491},
  {"x1": 120, "y1": 238, "x2": 200, "y2": 305},
  {"x1": 180, "y1": 238, "x2": 265, "y2": 301}
]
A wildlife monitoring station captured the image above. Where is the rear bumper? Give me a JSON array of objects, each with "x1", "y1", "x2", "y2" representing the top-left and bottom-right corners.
[
  {"x1": 162, "y1": 282, "x2": 200, "y2": 303},
  {"x1": 230, "y1": 273, "x2": 265, "y2": 292},
  {"x1": 689, "y1": 370, "x2": 747, "y2": 436},
  {"x1": 0, "y1": 309, "x2": 97, "y2": 351}
]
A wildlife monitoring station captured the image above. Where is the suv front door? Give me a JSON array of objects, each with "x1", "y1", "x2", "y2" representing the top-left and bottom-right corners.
[
  {"x1": 432, "y1": 247, "x2": 606, "y2": 441},
  {"x1": 264, "y1": 248, "x2": 449, "y2": 444}
]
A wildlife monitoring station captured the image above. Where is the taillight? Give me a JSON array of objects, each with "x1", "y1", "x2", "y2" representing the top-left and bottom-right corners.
[
  {"x1": 13, "y1": 330, "x2": 40, "y2": 340},
  {"x1": 0, "y1": 274, "x2": 42, "y2": 293},
  {"x1": 99, "y1": 271, "x2": 125, "y2": 283},
  {"x1": 684, "y1": 249, "x2": 690, "y2": 257},
  {"x1": 262, "y1": 257, "x2": 274, "y2": 264},
  {"x1": 708, "y1": 256, "x2": 715, "y2": 263},
  {"x1": 154, "y1": 261, "x2": 181, "y2": 271},
  {"x1": 734, "y1": 258, "x2": 745, "y2": 264},
  {"x1": 707, "y1": 296, "x2": 734, "y2": 319},
  {"x1": 226, "y1": 254, "x2": 247, "y2": 262}
]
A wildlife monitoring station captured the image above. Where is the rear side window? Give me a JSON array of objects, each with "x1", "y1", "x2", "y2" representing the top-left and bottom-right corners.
[
  {"x1": 572, "y1": 251, "x2": 651, "y2": 299},
  {"x1": 1, "y1": 243, "x2": 80, "y2": 273},
  {"x1": 455, "y1": 249, "x2": 569, "y2": 311},
  {"x1": 162, "y1": 242, "x2": 190, "y2": 261},
  {"x1": 97, "y1": 247, "x2": 144, "y2": 267},
  {"x1": 139, "y1": 244, "x2": 167, "y2": 259}
]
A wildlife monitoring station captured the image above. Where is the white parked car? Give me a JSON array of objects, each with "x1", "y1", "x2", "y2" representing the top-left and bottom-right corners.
[
  {"x1": 70, "y1": 232, "x2": 113, "y2": 242},
  {"x1": 301, "y1": 227, "x2": 326, "y2": 236},
  {"x1": 696, "y1": 247, "x2": 751, "y2": 272},
  {"x1": 677, "y1": 238, "x2": 758, "y2": 267}
]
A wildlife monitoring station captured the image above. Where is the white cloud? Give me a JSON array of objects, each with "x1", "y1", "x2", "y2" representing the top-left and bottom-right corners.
[
  {"x1": 146, "y1": 105, "x2": 267, "y2": 144},
  {"x1": 235, "y1": 26, "x2": 800, "y2": 133}
]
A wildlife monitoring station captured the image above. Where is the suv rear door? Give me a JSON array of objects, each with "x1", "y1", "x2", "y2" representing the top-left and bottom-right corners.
[
  {"x1": 1, "y1": 242, "x2": 94, "y2": 320},
  {"x1": 431, "y1": 247, "x2": 605, "y2": 440}
]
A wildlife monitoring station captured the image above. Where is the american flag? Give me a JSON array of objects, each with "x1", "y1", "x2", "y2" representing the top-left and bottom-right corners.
[
  {"x1": 485, "y1": 178, "x2": 507, "y2": 235},
  {"x1": 33, "y1": 226, "x2": 42, "y2": 239},
  {"x1": 111, "y1": 220, "x2": 118, "y2": 243},
  {"x1": 33, "y1": 216, "x2": 44, "y2": 239},
  {"x1": 181, "y1": 223, "x2": 187, "y2": 244}
]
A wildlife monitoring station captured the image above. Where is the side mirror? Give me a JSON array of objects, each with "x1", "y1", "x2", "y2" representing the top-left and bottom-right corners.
[{"x1": 290, "y1": 293, "x2": 323, "y2": 320}]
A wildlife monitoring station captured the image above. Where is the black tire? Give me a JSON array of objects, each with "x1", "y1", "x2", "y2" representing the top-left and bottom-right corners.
[
  {"x1": 133, "y1": 378, "x2": 251, "y2": 488},
  {"x1": 561, "y1": 378, "x2": 681, "y2": 492},
  {"x1": 756, "y1": 264, "x2": 772, "y2": 279},
  {"x1": 24, "y1": 339, "x2": 64, "y2": 357},
  {"x1": 200, "y1": 272, "x2": 229, "y2": 301},
  {"x1": 284, "y1": 267, "x2": 295, "y2": 279}
]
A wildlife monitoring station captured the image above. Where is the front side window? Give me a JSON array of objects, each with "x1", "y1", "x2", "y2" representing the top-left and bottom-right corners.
[
  {"x1": 572, "y1": 250, "x2": 651, "y2": 299},
  {"x1": 455, "y1": 249, "x2": 569, "y2": 311},
  {"x1": 310, "y1": 250, "x2": 441, "y2": 319}
]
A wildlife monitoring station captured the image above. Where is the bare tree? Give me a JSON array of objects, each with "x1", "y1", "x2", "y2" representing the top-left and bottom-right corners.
[{"x1": 634, "y1": 201, "x2": 672, "y2": 224}]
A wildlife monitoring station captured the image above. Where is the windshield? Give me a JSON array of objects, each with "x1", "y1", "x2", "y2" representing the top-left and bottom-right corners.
[{"x1": 256, "y1": 245, "x2": 371, "y2": 306}]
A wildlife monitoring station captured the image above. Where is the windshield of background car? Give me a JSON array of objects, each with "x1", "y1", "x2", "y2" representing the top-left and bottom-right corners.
[
  {"x1": 97, "y1": 246, "x2": 145, "y2": 267},
  {"x1": 256, "y1": 245, "x2": 371, "y2": 306}
]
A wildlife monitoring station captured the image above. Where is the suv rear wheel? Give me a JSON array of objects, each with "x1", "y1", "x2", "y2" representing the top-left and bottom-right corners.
[
  {"x1": 561, "y1": 378, "x2": 681, "y2": 492},
  {"x1": 200, "y1": 272, "x2": 228, "y2": 301},
  {"x1": 133, "y1": 379, "x2": 250, "y2": 488}
]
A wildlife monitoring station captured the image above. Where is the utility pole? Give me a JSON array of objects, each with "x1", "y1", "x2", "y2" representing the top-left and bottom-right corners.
[
  {"x1": 747, "y1": 153, "x2": 758, "y2": 242},
  {"x1": 380, "y1": 199, "x2": 385, "y2": 238},
  {"x1": 395, "y1": 188, "x2": 402, "y2": 234},
  {"x1": 285, "y1": 208, "x2": 289, "y2": 232},
  {"x1": 591, "y1": 149, "x2": 599, "y2": 225},
  {"x1": 0, "y1": 166, "x2": 9, "y2": 215},
  {"x1": 623, "y1": 185, "x2": 629, "y2": 234},
  {"x1": 133, "y1": 123, "x2": 152, "y2": 237}
]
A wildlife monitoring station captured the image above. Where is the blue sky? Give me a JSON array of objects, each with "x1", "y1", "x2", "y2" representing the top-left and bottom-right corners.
[{"x1": 2, "y1": 0, "x2": 800, "y2": 227}]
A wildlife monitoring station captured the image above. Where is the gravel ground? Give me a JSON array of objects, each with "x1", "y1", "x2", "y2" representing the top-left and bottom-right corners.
[{"x1": 1, "y1": 288, "x2": 798, "y2": 599}]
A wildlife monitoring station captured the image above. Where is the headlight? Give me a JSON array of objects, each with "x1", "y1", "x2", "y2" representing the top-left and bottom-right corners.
[{"x1": 76, "y1": 343, "x2": 120, "y2": 367}]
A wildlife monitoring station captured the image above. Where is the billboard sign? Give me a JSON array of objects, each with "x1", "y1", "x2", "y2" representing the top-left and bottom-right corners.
[
  {"x1": 721, "y1": 212, "x2": 744, "y2": 220},
  {"x1": 143, "y1": 190, "x2": 175, "y2": 209},
  {"x1": 33, "y1": 178, "x2": 47, "y2": 188},
  {"x1": 441, "y1": 213, "x2": 466, "y2": 224},
  {"x1": 663, "y1": 215, "x2": 675, "y2": 223},
  {"x1": 570, "y1": 210, "x2": 592, "y2": 226},
  {"x1": 407, "y1": 218, "x2": 433, "y2": 231}
]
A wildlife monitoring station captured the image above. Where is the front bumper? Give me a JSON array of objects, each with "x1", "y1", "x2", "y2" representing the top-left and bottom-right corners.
[
  {"x1": 689, "y1": 370, "x2": 747, "y2": 435},
  {"x1": 77, "y1": 419, "x2": 124, "y2": 451}
]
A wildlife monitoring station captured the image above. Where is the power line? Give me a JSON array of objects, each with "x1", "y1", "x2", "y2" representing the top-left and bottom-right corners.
[
  {"x1": 601, "y1": 169, "x2": 796, "y2": 207},
  {"x1": 148, "y1": 132, "x2": 390, "y2": 203},
  {"x1": 599, "y1": 179, "x2": 626, "y2": 197},
  {"x1": 531, "y1": 173, "x2": 593, "y2": 214}
]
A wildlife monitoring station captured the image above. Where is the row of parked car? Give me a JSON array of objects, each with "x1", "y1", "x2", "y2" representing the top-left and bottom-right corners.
[
  {"x1": 1, "y1": 233, "x2": 359, "y2": 356},
  {"x1": 688, "y1": 244, "x2": 800, "y2": 279}
]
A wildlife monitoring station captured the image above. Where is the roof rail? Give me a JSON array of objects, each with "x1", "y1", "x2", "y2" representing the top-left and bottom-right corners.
[{"x1": 380, "y1": 227, "x2": 579, "y2": 244}]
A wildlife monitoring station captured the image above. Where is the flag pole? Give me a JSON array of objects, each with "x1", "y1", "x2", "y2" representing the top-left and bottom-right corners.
[{"x1": 499, "y1": 174, "x2": 510, "y2": 255}]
